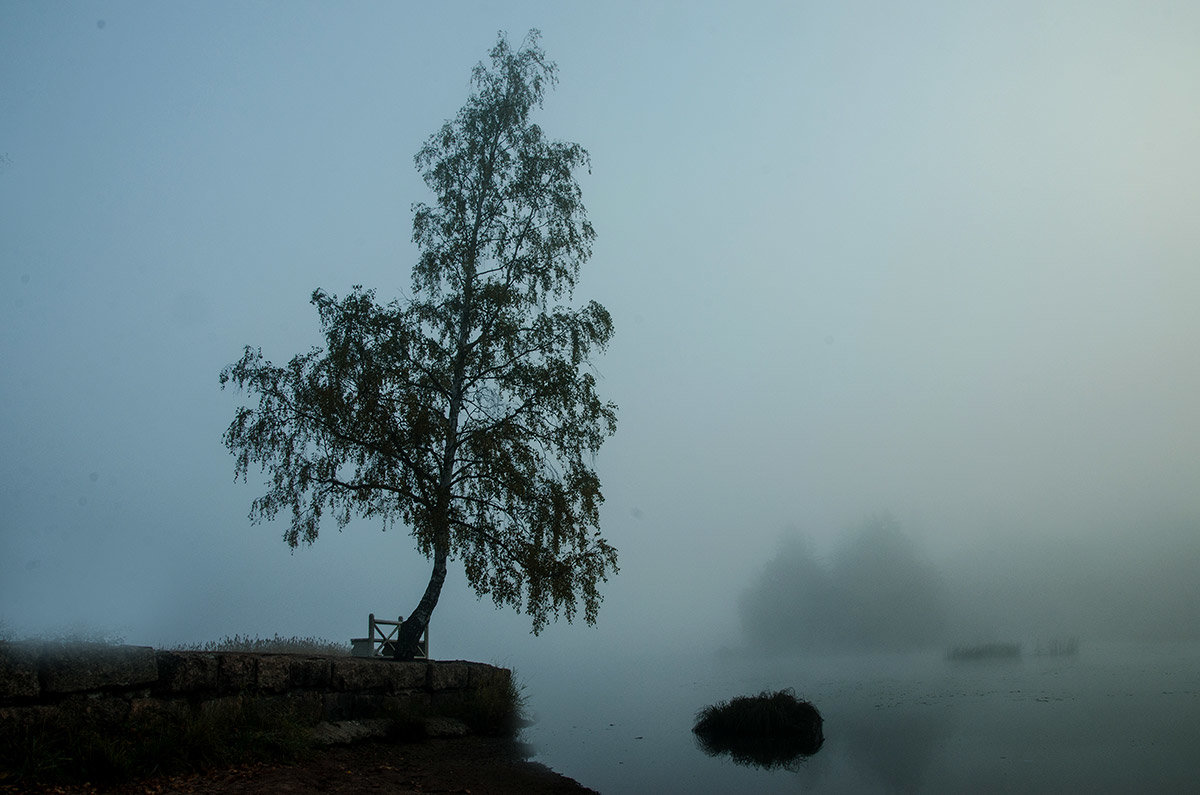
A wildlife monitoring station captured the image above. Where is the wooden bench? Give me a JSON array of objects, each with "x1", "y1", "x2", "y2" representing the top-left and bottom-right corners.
[{"x1": 350, "y1": 613, "x2": 428, "y2": 659}]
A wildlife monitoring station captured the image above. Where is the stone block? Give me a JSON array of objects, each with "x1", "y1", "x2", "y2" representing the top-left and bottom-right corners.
[
  {"x1": 247, "y1": 691, "x2": 323, "y2": 725},
  {"x1": 402, "y1": 690, "x2": 432, "y2": 712},
  {"x1": 384, "y1": 661, "x2": 428, "y2": 690},
  {"x1": 254, "y1": 655, "x2": 292, "y2": 693},
  {"x1": 0, "y1": 641, "x2": 41, "y2": 699},
  {"x1": 466, "y1": 662, "x2": 511, "y2": 690},
  {"x1": 0, "y1": 703, "x2": 58, "y2": 732},
  {"x1": 429, "y1": 661, "x2": 469, "y2": 691},
  {"x1": 80, "y1": 692, "x2": 131, "y2": 724},
  {"x1": 310, "y1": 718, "x2": 393, "y2": 745},
  {"x1": 286, "y1": 690, "x2": 325, "y2": 724},
  {"x1": 197, "y1": 694, "x2": 244, "y2": 720},
  {"x1": 257, "y1": 655, "x2": 332, "y2": 692},
  {"x1": 350, "y1": 692, "x2": 389, "y2": 718},
  {"x1": 40, "y1": 643, "x2": 158, "y2": 694},
  {"x1": 423, "y1": 716, "x2": 469, "y2": 737},
  {"x1": 290, "y1": 656, "x2": 334, "y2": 689},
  {"x1": 322, "y1": 691, "x2": 354, "y2": 721},
  {"x1": 216, "y1": 653, "x2": 257, "y2": 692},
  {"x1": 129, "y1": 696, "x2": 189, "y2": 725},
  {"x1": 155, "y1": 651, "x2": 219, "y2": 694},
  {"x1": 429, "y1": 688, "x2": 468, "y2": 714},
  {"x1": 331, "y1": 657, "x2": 398, "y2": 691}
]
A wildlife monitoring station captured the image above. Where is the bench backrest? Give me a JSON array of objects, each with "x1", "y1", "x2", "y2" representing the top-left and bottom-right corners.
[{"x1": 364, "y1": 613, "x2": 428, "y2": 659}]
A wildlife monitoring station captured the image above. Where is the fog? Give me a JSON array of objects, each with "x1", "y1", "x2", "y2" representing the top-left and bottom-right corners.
[
  {"x1": 740, "y1": 514, "x2": 1200, "y2": 655},
  {"x1": 4, "y1": 1, "x2": 1200, "y2": 668}
]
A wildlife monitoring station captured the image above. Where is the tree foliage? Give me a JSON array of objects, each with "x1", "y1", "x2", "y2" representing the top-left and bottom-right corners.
[{"x1": 220, "y1": 31, "x2": 617, "y2": 657}]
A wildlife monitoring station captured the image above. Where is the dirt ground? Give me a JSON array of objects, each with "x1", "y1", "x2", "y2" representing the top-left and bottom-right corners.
[{"x1": 9, "y1": 736, "x2": 598, "y2": 795}]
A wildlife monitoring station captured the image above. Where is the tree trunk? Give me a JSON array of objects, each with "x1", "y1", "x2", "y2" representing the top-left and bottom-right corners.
[
  {"x1": 394, "y1": 238, "x2": 471, "y2": 661},
  {"x1": 393, "y1": 542, "x2": 448, "y2": 660}
]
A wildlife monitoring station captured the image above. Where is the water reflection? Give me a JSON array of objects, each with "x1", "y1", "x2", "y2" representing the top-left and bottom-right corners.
[
  {"x1": 833, "y1": 700, "x2": 957, "y2": 791},
  {"x1": 693, "y1": 730, "x2": 822, "y2": 771}
]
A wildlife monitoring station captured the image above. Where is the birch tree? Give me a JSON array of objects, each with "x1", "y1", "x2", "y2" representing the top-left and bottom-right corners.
[{"x1": 220, "y1": 31, "x2": 617, "y2": 659}]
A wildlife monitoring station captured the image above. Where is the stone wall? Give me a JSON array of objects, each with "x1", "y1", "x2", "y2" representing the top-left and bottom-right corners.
[{"x1": 0, "y1": 641, "x2": 512, "y2": 741}]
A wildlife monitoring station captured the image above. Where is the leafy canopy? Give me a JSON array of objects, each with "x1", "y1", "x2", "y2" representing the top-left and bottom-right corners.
[{"x1": 221, "y1": 31, "x2": 617, "y2": 633}]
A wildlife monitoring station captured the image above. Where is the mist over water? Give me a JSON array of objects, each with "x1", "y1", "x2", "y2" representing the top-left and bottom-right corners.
[
  {"x1": 520, "y1": 641, "x2": 1200, "y2": 793},
  {"x1": 739, "y1": 514, "x2": 1200, "y2": 656}
]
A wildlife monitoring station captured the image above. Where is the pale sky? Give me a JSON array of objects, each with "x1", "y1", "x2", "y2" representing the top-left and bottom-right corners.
[{"x1": 3, "y1": 1, "x2": 1199, "y2": 659}]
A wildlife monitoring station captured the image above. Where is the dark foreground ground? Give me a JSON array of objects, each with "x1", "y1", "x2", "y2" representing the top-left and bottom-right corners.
[{"x1": 6, "y1": 736, "x2": 597, "y2": 795}]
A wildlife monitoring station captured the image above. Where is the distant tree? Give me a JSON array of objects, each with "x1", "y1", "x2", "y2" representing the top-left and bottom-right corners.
[
  {"x1": 739, "y1": 515, "x2": 946, "y2": 653},
  {"x1": 828, "y1": 514, "x2": 946, "y2": 650},
  {"x1": 220, "y1": 31, "x2": 618, "y2": 660},
  {"x1": 738, "y1": 533, "x2": 835, "y2": 654}
]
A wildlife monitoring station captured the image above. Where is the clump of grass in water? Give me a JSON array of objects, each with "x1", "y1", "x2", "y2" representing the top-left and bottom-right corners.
[
  {"x1": 693, "y1": 689, "x2": 824, "y2": 769},
  {"x1": 171, "y1": 633, "x2": 351, "y2": 656}
]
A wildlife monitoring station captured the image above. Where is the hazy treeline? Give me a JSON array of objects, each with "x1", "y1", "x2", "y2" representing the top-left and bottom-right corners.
[
  {"x1": 739, "y1": 514, "x2": 1200, "y2": 654},
  {"x1": 739, "y1": 515, "x2": 947, "y2": 653}
]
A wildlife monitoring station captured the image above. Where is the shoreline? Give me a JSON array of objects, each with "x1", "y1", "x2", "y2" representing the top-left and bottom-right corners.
[{"x1": 9, "y1": 735, "x2": 597, "y2": 795}]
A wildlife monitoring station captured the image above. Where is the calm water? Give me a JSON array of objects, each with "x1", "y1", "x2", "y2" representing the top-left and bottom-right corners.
[{"x1": 520, "y1": 642, "x2": 1200, "y2": 793}]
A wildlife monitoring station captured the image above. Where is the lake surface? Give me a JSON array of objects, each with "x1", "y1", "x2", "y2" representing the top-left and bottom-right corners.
[{"x1": 519, "y1": 642, "x2": 1200, "y2": 792}]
